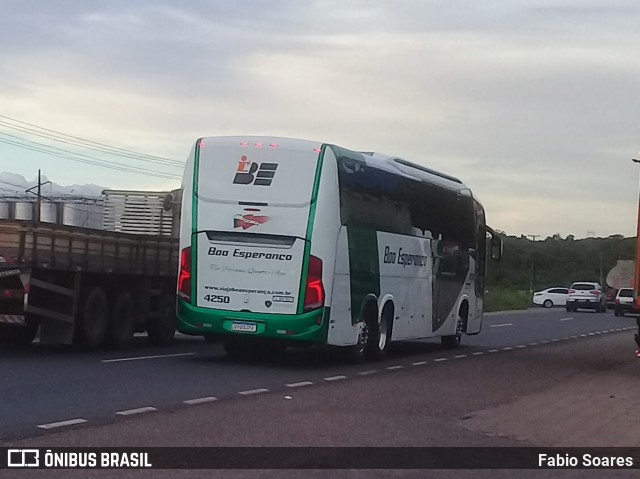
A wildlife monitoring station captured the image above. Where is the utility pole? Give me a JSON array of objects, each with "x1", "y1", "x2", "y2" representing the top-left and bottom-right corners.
[
  {"x1": 25, "y1": 169, "x2": 50, "y2": 224},
  {"x1": 527, "y1": 234, "x2": 539, "y2": 292},
  {"x1": 36, "y1": 169, "x2": 41, "y2": 223}
]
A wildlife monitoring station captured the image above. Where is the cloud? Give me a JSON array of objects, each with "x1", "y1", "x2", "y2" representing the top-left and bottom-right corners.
[{"x1": 0, "y1": 0, "x2": 638, "y2": 236}]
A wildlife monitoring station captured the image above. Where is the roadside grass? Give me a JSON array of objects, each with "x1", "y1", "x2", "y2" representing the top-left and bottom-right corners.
[{"x1": 484, "y1": 288, "x2": 532, "y2": 312}]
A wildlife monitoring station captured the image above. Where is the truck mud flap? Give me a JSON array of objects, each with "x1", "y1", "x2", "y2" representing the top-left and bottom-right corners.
[{"x1": 0, "y1": 314, "x2": 26, "y2": 326}]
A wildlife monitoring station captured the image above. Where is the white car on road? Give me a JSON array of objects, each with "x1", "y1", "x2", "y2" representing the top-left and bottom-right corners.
[
  {"x1": 533, "y1": 287, "x2": 569, "y2": 308},
  {"x1": 566, "y1": 282, "x2": 606, "y2": 312}
]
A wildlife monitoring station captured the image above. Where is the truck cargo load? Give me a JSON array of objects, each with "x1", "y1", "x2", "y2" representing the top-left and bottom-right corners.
[{"x1": 0, "y1": 190, "x2": 180, "y2": 348}]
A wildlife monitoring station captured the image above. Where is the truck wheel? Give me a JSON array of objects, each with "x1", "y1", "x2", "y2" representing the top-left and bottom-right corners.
[
  {"x1": 108, "y1": 292, "x2": 136, "y2": 349},
  {"x1": 76, "y1": 286, "x2": 108, "y2": 348},
  {"x1": 147, "y1": 294, "x2": 176, "y2": 346}
]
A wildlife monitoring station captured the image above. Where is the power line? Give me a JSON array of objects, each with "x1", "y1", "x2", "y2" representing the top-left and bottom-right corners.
[
  {"x1": 0, "y1": 113, "x2": 181, "y2": 165},
  {"x1": 0, "y1": 119, "x2": 184, "y2": 168},
  {"x1": 0, "y1": 131, "x2": 181, "y2": 174},
  {"x1": 0, "y1": 137, "x2": 181, "y2": 180}
]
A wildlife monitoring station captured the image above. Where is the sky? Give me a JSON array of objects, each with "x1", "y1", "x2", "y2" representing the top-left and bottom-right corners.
[{"x1": 0, "y1": 0, "x2": 639, "y2": 238}]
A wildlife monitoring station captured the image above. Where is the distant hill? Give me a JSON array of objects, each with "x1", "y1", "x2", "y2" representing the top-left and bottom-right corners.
[{"x1": 0, "y1": 171, "x2": 105, "y2": 198}]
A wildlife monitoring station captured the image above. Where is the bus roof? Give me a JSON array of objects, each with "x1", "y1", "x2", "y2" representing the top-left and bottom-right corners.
[
  {"x1": 194, "y1": 136, "x2": 473, "y2": 197},
  {"x1": 359, "y1": 151, "x2": 472, "y2": 196}
]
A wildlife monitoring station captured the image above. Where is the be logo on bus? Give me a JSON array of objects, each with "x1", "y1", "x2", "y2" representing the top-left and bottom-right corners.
[{"x1": 233, "y1": 155, "x2": 278, "y2": 186}]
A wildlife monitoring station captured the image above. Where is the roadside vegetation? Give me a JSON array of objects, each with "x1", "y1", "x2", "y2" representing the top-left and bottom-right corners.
[
  {"x1": 484, "y1": 288, "x2": 531, "y2": 312},
  {"x1": 485, "y1": 233, "x2": 635, "y2": 311}
]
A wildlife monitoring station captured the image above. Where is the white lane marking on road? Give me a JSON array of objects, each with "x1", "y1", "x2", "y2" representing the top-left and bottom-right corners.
[
  {"x1": 116, "y1": 407, "x2": 157, "y2": 416},
  {"x1": 286, "y1": 381, "x2": 313, "y2": 388},
  {"x1": 386, "y1": 365, "x2": 404, "y2": 370},
  {"x1": 529, "y1": 343, "x2": 539, "y2": 346},
  {"x1": 184, "y1": 397, "x2": 218, "y2": 405},
  {"x1": 472, "y1": 352, "x2": 484, "y2": 356},
  {"x1": 516, "y1": 345, "x2": 527, "y2": 349},
  {"x1": 239, "y1": 388, "x2": 269, "y2": 396},
  {"x1": 551, "y1": 338, "x2": 560, "y2": 342},
  {"x1": 412, "y1": 361, "x2": 428, "y2": 365},
  {"x1": 434, "y1": 358, "x2": 448, "y2": 362},
  {"x1": 324, "y1": 375, "x2": 346, "y2": 381},
  {"x1": 358, "y1": 370, "x2": 378, "y2": 375},
  {"x1": 490, "y1": 323, "x2": 513, "y2": 328},
  {"x1": 37, "y1": 418, "x2": 87, "y2": 430},
  {"x1": 488, "y1": 349, "x2": 499, "y2": 353},
  {"x1": 454, "y1": 354, "x2": 467, "y2": 359},
  {"x1": 101, "y1": 352, "x2": 197, "y2": 363},
  {"x1": 560, "y1": 317, "x2": 573, "y2": 321},
  {"x1": 502, "y1": 347, "x2": 513, "y2": 351}
]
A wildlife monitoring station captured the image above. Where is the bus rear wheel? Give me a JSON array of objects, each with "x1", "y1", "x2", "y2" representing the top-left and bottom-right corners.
[
  {"x1": 223, "y1": 335, "x2": 258, "y2": 359},
  {"x1": 147, "y1": 294, "x2": 177, "y2": 346},
  {"x1": 345, "y1": 321, "x2": 371, "y2": 363},
  {"x1": 367, "y1": 307, "x2": 393, "y2": 361},
  {"x1": 441, "y1": 309, "x2": 466, "y2": 349}
]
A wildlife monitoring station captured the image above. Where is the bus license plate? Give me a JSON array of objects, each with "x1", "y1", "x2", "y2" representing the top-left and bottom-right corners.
[{"x1": 231, "y1": 321, "x2": 257, "y2": 333}]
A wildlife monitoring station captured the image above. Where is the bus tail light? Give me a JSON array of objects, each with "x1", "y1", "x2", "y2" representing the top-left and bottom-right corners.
[
  {"x1": 303, "y1": 255, "x2": 324, "y2": 312},
  {"x1": 178, "y1": 247, "x2": 192, "y2": 301}
]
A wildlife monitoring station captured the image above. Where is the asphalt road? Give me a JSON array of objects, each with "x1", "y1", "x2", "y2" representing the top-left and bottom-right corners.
[
  {"x1": 2, "y1": 309, "x2": 640, "y2": 479},
  {"x1": 1, "y1": 307, "x2": 636, "y2": 441}
]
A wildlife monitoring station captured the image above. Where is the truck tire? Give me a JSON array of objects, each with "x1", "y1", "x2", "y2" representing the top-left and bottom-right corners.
[
  {"x1": 147, "y1": 294, "x2": 176, "y2": 346},
  {"x1": 108, "y1": 292, "x2": 136, "y2": 349},
  {"x1": 76, "y1": 286, "x2": 108, "y2": 348}
]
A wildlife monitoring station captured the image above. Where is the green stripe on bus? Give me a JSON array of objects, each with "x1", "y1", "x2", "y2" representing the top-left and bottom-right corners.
[
  {"x1": 191, "y1": 139, "x2": 202, "y2": 303},
  {"x1": 347, "y1": 227, "x2": 381, "y2": 324},
  {"x1": 297, "y1": 145, "x2": 326, "y2": 313}
]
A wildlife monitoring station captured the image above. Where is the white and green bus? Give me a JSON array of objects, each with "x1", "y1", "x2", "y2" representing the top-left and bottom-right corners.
[{"x1": 176, "y1": 136, "x2": 502, "y2": 360}]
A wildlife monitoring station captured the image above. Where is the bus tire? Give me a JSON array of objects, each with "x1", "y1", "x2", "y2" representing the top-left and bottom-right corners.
[
  {"x1": 76, "y1": 286, "x2": 108, "y2": 349},
  {"x1": 108, "y1": 292, "x2": 136, "y2": 349},
  {"x1": 368, "y1": 303, "x2": 393, "y2": 361},
  {"x1": 345, "y1": 321, "x2": 370, "y2": 363},
  {"x1": 147, "y1": 294, "x2": 177, "y2": 346},
  {"x1": 441, "y1": 307, "x2": 466, "y2": 349},
  {"x1": 263, "y1": 340, "x2": 287, "y2": 362},
  {"x1": 223, "y1": 336, "x2": 247, "y2": 359}
]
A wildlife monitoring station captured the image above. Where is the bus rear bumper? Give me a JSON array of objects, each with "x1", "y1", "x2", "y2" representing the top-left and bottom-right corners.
[{"x1": 177, "y1": 299, "x2": 329, "y2": 343}]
